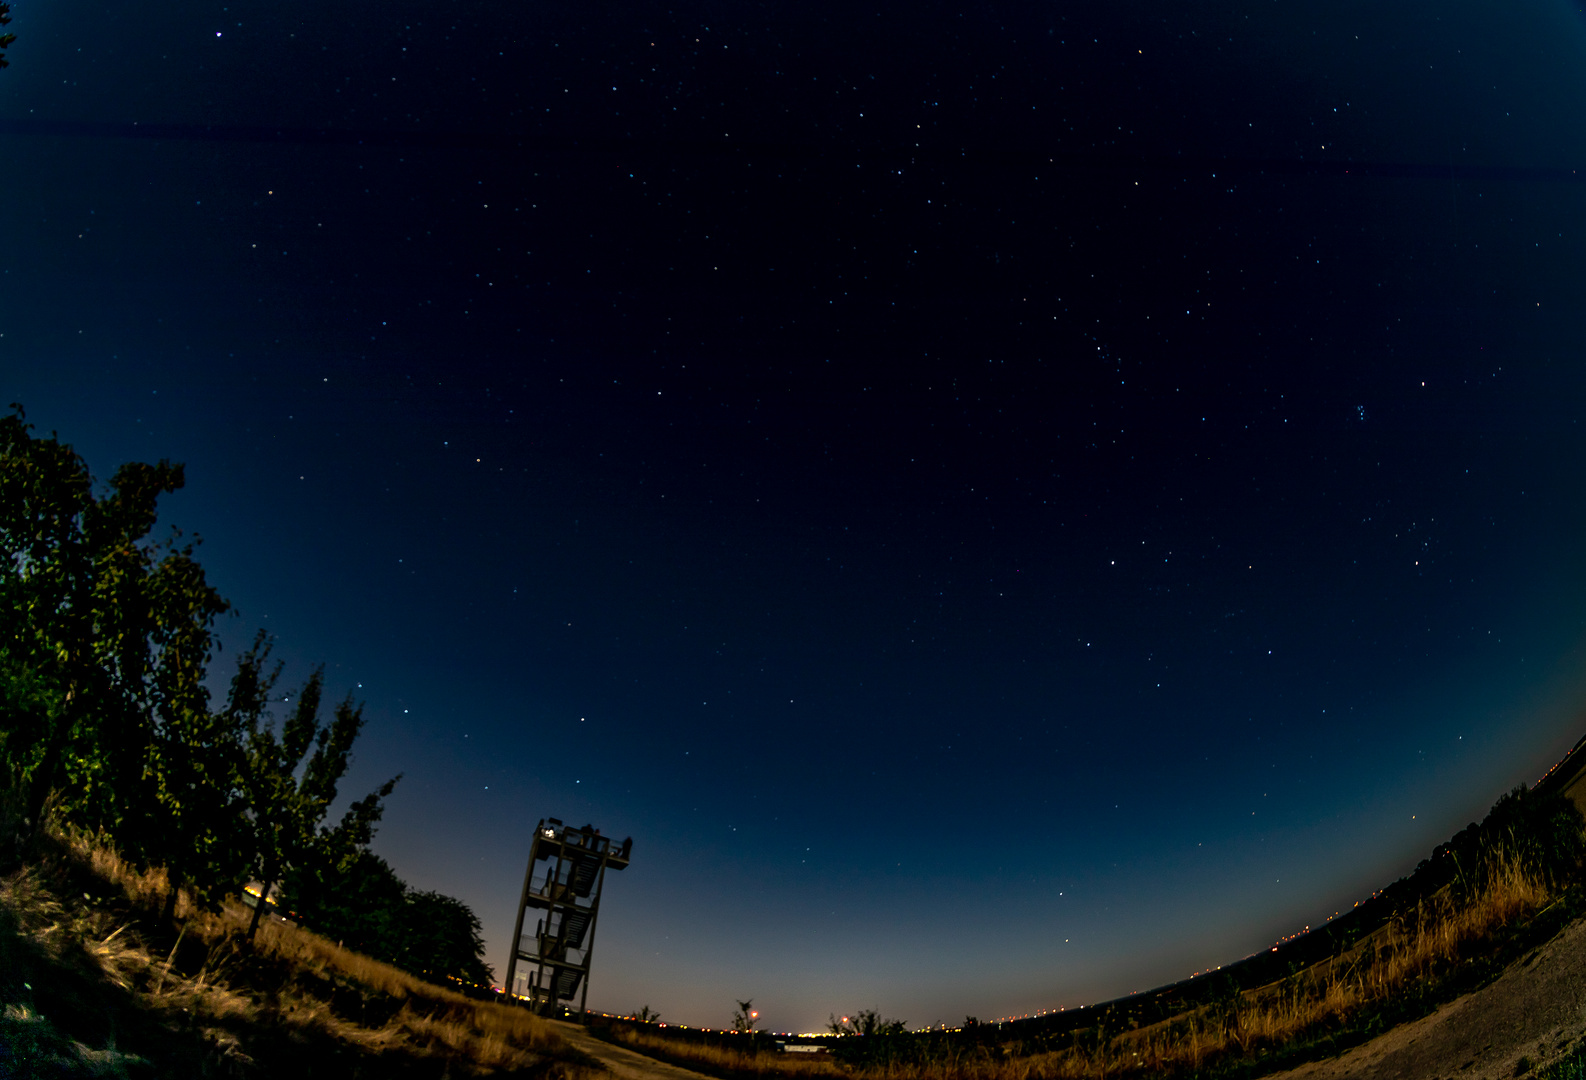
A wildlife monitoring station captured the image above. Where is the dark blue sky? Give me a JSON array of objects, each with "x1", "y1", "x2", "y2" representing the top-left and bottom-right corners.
[{"x1": 7, "y1": 0, "x2": 1586, "y2": 1033}]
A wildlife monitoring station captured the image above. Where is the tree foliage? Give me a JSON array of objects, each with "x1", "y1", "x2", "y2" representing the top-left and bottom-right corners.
[
  {"x1": 0, "y1": 3, "x2": 14, "y2": 68},
  {"x1": 0, "y1": 404, "x2": 231, "y2": 894},
  {"x1": 400, "y1": 889, "x2": 495, "y2": 987},
  {"x1": 827, "y1": 1009, "x2": 910, "y2": 1067},
  {"x1": 281, "y1": 851, "x2": 494, "y2": 987},
  {"x1": 829, "y1": 1009, "x2": 906, "y2": 1037},
  {"x1": 0, "y1": 404, "x2": 490, "y2": 990},
  {"x1": 1412, "y1": 783, "x2": 1586, "y2": 902},
  {"x1": 229, "y1": 633, "x2": 401, "y2": 941},
  {"x1": 731, "y1": 999, "x2": 759, "y2": 1033}
]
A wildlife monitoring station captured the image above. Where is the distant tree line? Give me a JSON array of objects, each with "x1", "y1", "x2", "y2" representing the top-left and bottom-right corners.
[
  {"x1": 0, "y1": 404, "x2": 493, "y2": 988},
  {"x1": 1410, "y1": 782, "x2": 1586, "y2": 902},
  {"x1": 826, "y1": 1009, "x2": 911, "y2": 1067}
]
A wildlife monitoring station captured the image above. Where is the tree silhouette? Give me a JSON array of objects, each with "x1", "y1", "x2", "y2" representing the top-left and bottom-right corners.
[
  {"x1": 828, "y1": 1009, "x2": 909, "y2": 1068},
  {"x1": 732, "y1": 999, "x2": 759, "y2": 1032},
  {"x1": 233, "y1": 634, "x2": 399, "y2": 942},
  {"x1": 399, "y1": 889, "x2": 495, "y2": 986},
  {"x1": 829, "y1": 1009, "x2": 905, "y2": 1036},
  {"x1": 0, "y1": 3, "x2": 15, "y2": 68}
]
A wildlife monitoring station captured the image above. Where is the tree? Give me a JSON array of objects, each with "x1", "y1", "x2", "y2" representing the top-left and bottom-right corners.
[
  {"x1": 1411, "y1": 783, "x2": 1586, "y2": 905},
  {"x1": 732, "y1": 999, "x2": 759, "y2": 1033},
  {"x1": 0, "y1": 404, "x2": 129, "y2": 825},
  {"x1": 828, "y1": 1009, "x2": 905, "y2": 1037},
  {"x1": 234, "y1": 636, "x2": 400, "y2": 942},
  {"x1": 284, "y1": 849, "x2": 408, "y2": 955},
  {"x1": 635, "y1": 1005, "x2": 661, "y2": 1023},
  {"x1": 0, "y1": 405, "x2": 416, "y2": 939},
  {"x1": 0, "y1": 661, "x2": 51, "y2": 869},
  {"x1": 141, "y1": 542, "x2": 242, "y2": 914},
  {"x1": 0, "y1": 3, "x2": 14, "y2": 68},
  {"x1": 0, "y1": 657, "x2": 54, "y2": 802},
  {"x1": 1473, "y1": 784, "x2": 1586, "y2": 889},
  {"x1": 828, "y1": 1009, "x2": 909, "y2": 1068},
  {"x1": 279, "y1": 849, "x2": 493, "y2": 988},
  {"x1": 0, "y1": 405, "x2": 230, "y2": 856},
  {"x1": 398, "y1": 890, "x2": 495, "y2": 986}
]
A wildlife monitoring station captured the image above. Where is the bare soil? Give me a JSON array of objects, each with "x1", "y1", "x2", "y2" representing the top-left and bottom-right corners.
[{"x1": 1268, "y1": 913, "x2": 1586, "y2": 1080}]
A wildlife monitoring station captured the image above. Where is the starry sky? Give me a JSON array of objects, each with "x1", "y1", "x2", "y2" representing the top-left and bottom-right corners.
[{"x1": 7, "y1": 0, "x2": 1586, "y2": 1034}]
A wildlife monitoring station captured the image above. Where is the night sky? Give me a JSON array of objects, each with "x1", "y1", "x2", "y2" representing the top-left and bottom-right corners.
[{"x1": 7, "y1": 0, "x2": 1586, "y2": 1034}]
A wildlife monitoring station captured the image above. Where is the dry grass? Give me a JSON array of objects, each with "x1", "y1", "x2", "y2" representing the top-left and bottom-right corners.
[
  {"x1": 1026, "y1": 855, "x2": 1554, "y2": 1080},
  {"x1": 611, "y1": 1026, "x2": 844, "y2": 1078},
  {"x1": 0, "y1": 827, "x2": 601, "y2": 1077},
  {"x1": 614, "y1": 856, "x2": 1555, "y2": 1080},
  {"x1": 10, "y1": 826, "x2": 1555, "y2": 1079}
]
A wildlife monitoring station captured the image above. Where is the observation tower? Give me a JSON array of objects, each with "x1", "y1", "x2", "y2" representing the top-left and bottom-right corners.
[{"x1": 504, "y1": 818, "x2": 632, "y2": 1016}]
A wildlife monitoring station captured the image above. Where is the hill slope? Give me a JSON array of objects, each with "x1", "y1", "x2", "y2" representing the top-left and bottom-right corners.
[
  {"x1": 0, "y1": 827, "x2": 601, "y2": 1078},
  {"x1": 1268, "y1": 911, "x2": 1586, "y2": 1080}
]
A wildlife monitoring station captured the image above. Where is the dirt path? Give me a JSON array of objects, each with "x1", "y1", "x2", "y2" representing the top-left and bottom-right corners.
[
  {"x1": 1267, "y1": 914, "x2": 1586, "y2": 1080},
  {"x1": 547, "y1": 1020, "x2": 720, "y2": 1080}
]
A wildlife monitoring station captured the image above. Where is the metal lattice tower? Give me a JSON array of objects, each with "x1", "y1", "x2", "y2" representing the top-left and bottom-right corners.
[{"x1": 504, "y1": 818, "x2": 632, "y2": 1016}]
